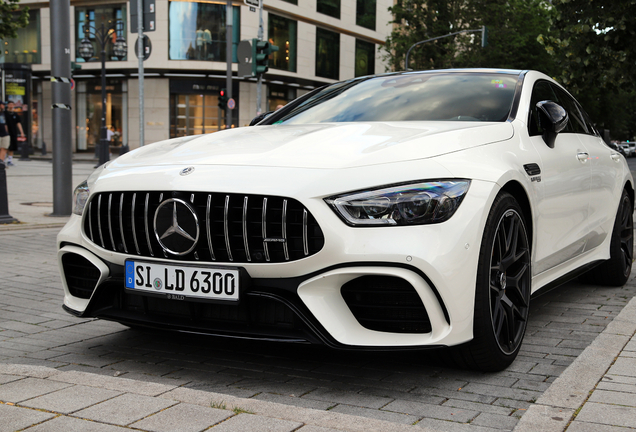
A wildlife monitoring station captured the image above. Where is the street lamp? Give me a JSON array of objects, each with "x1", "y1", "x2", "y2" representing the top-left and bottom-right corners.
[{"x1": 78, "y1": 22, "x2": 127, "y2": 166}]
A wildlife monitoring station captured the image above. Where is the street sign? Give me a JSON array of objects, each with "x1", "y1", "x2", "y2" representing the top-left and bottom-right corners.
[
  {"x1": 244, "y1": 0, "x2": 260, "y2": 7},
  {"x1": 227, "y1": 98, "x2": 236, "y2": 110},
  {"x1": 237, "y1": 40, "x2": 253, "y2": 77},
  {"x1": 135, "y1": 35, "x2": 152, "y2": 61}
]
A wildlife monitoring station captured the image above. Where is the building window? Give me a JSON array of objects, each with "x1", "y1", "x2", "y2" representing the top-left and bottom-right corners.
[
  {"x1": 281, "y1": 0, "x2": 297, "y2": 4},
  {"x1": 1, "y1": 10, "x2": 41, "y2": 64},
  {"x1": 355, "y1": 39, "x2": 375, "y2": 77},
  {"x1": 356, "y1": 0, "x2": 376, "y2": 30},
  {"x1": 75, "y1": 5, "x2": 127, "y2": 62},
  {"x1": 169, "y1": 80, "x2": 239, "y2": 137},
  {"x1": 315, "y1": 28, "x2": 339, "y2": 80},
  {"x1": 268, "y1": 14, "x2": 297, "y2": 73},
  {"x1": 76, "y1": 79, "x2": 125, "y2": 151},
  {"x1": 317, "y1": 0, "x2": 340, "y2": 19},
  {"x1": 169, "y1": 2, "x2": 240, "y2": 62},
  {"x1": 268, "y1": 85, "x2": 296, "y2": 112}
]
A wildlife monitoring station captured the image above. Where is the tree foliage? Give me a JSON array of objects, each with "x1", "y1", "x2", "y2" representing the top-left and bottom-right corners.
[
  {"x1": 539, "y1": 0, "x2": 636, "y2": 93},
  {"x1": 0, "y1": 0, "x2": 29, "y2": 40},
  {"x1": 382, "y1": 0, "x2": 556, "y2": 74}
]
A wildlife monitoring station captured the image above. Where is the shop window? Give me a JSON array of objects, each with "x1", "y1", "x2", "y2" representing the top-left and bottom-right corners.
[
  {"x1": 169, "y1": 80, "x2": 239, "y2": 137},
  {"x1": 317, "y1": 0, "x2": 340, "y2": 19},
  {"x1": 268, "y1": 85, "x2": 296, "y2": 112},
  {"x1": 75, "y1": 5, "x2": 127, "y2": 62},
  {"x1": 356, "y1": 0, "x2": 376, "y2": 30},
  {"x1": 169, "y1": 2, "x2": 240, "y2": 62},
  {"x1": 355, "y1": 39, "x2": 375, "y2": 77},
  {"x1": 76, "y1": 80, "x2": 125, "y2": 152},
  {"x1": 1, "y1": 10, "x2": 41, "y2": 64},
  {"x1": 315, "y1": 28, "x2": 339, "y2": 80},
  {"x1": 268, "y1": 14, "x2": 297, "y2": 73}
]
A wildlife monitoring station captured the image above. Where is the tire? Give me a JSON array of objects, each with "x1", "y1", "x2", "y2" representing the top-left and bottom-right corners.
[
  {"x1": 451, "y1": 192, "x2": 532, "y2": 371},
  {"x1": 581, "y1": 189, "x2": 633, "y2": 286}
]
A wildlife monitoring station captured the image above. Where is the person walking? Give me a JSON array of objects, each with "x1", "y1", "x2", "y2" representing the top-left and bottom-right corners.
[
  {"x1": 5, "y1": 101, "x2": 25, "y2": 166},
  {"x1": 0, "y1": 102, "x2": 9, "y2": 165}
]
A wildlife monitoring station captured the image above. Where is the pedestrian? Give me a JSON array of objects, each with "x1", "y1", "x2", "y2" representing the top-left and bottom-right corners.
[
  {"x1": 5, "y1": 101, "x2": 25, "y2": 166},
  {"x1": 0, "y1": 102, "x2": 9, "y2": 165}
]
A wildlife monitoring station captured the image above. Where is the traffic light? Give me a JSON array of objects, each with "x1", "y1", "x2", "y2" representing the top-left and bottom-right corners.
[
  {"x1": 481, "y1": 26, "x2": 488, "y2": 48},
  {"x1": 218, "y1": 88, "x2": 228, "y2": 110},
  {"x1": 251, "y1": 38, "x2": 279, "y2": 76}
]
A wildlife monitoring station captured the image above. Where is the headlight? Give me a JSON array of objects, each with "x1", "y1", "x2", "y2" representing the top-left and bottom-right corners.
[
  {"x1": 72, "y1": 180, "x2": 90, "y2": 216},
  {"x1": 325, "y1": 180, "x2": 471, "y2": 226}
]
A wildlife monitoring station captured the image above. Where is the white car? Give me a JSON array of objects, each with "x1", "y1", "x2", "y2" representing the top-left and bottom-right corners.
[{"x1": 58, "y1": 69, "x2": 634, "y2": 371}]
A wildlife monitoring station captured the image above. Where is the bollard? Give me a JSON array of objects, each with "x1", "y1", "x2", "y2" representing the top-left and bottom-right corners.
[
  {"x1": 41, "y1": 141, "x2": 47, "y2": 156},
  {"x1": 0, "y1": 162, "x2": 18, "y2": 224},
  {"x1": 18, "y1": 137, "x2": 31, "y2": 161}
]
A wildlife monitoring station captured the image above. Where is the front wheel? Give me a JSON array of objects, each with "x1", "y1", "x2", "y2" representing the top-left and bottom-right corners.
[{"x1": 451, "y1": 192, "x2": 531, "y2": 371}]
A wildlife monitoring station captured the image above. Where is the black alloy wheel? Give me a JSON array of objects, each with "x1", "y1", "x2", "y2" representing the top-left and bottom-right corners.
[
  {"x1": 489, "y1": 208, "x2": 531, "y2": 355},
  {"x1": 617, "y1": 192, "x2": 634, "y2": 278},
  {"x1": 451, "y1": 192, "x2": 531, "y2": 372}
]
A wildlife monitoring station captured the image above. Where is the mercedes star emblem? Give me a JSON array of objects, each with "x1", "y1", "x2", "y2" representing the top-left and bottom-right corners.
[
  {"x1": 180, "y1": 167, "x2": 195, "y2": 176},
  {"x1": 153, "y1": 198, "x2": 200, "y2": 255}
]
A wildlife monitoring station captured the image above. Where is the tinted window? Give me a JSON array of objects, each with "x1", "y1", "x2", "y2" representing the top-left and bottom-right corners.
[{"x1": 274, "y1": 73, "x2": 518, "y2": 124}]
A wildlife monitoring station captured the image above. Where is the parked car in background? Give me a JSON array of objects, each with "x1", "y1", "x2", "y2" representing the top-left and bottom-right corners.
[
  {"x1": 619, "y1": 142, "x2": 634, "y2": 157},
  {"x1": 609, "y1": 142, "x2": 627, "y2": 158},
  {"x1": 58, "y1": 69, "x2": 634, "y2": 372}
]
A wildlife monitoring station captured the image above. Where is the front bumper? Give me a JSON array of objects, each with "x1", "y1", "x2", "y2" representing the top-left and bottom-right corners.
[{"x1": 58, "y1": 179, "x2": 496, "y2": 349}]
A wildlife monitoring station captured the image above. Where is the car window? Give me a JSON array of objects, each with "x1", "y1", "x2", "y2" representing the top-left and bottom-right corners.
[
  {"x1": 272, "y1": 73, "x2": 519, "y2": 124},
  {"x1": 528, "y1": 80, "x2": 558, "y2": 136},
  {"x1": 551, "y1": 86, "x2": 588, "y2": 134}
]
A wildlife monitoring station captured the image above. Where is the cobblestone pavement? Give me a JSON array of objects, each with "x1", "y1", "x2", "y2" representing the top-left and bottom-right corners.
[{"x1": 1, "y1": 227, "x2": 635, "y2": 431}]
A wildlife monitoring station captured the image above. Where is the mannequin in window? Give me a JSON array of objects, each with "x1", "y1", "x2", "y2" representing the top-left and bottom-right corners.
[{"x1": 196, "y1": 27, "x2": 205, "y2": 59}]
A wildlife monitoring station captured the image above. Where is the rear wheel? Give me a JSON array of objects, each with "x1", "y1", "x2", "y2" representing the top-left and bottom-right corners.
[
  {"x1": 581, "y1": 189, "x2": 633, "y2": 286},
  {"x1": 452, "y1": 192, "x2": 531, "y2": 371}
]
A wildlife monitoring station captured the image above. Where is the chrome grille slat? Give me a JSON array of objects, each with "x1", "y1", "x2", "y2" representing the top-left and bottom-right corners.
[
  {"x1": 224, "y1": 195, "x2": 233, "y2": 262},
  {"x1": 131, "y1": 193, "x2": 140, "y2": 255},
  {"x1": 206, "y1": 194, "x2": 215, "y2": 261},
  {"x1": 262, "y1": 197, "x2": 270, "y2": 262},
  {"x1": 97, "y1": 195, "x2": 105, "y2": 248},
  {"x1": 282, "y1": 199, "x2": 289, "y2": 261},
  {"x1": 303, "y1": 209, "x2": 309, "y2": 256},
  {"x1": 243, "y1": 196, "x2": 251, "y2": 262},
  {"x1": 119, "y1": 193, "x2": 128, "y2": 253},
  {"x1": 144, "y1": 193, "x2": 154, "y2": 257},
  {"x1": 107, "y1": 194, "x2": 115, "y2": 250},
  {"x1": 83, "y1": 191, "x2": 324, "y2": 263}
]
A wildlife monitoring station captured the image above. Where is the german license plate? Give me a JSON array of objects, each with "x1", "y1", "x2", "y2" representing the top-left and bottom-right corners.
[{"x1": 125, "y1": 260, "x2": 239, "y2": 301}]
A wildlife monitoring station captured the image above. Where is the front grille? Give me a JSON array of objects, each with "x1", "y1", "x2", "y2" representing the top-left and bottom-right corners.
[
  {"x1": 62, "y1": 253, "x2": 101, "y2": 299},
  {"x1": 82, "y1": 191, "x2": 325, "y2": 263},
  {"x1": 341, "y1": 276, "x2": 432, "y2": 334}
]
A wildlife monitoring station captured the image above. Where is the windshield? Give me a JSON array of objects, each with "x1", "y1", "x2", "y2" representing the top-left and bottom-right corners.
[{"x1": 272, "y1": 72, "x2": 519, "y2": 125}]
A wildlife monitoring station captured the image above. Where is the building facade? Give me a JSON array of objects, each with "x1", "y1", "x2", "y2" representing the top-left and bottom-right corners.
[{"x1": 1, "y1": 0, "x2": 392, "y2": 154}]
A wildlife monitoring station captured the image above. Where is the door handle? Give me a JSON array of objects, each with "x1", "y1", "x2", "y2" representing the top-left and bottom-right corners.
[
  {"x1": 611, "y1": 153, "x2": 622, "y2": 162},
  {"x1": 577, "y1": 152, "x2": 589, "y2": 163}
]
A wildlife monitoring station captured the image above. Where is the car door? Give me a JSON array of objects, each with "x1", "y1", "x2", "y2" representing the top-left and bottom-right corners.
[
  {"x1": 552, "y1": 88, "x2": 623, "y2": 253},
  {"x1": 526, "y1": 80, "x2": 592, "y2": 275}
]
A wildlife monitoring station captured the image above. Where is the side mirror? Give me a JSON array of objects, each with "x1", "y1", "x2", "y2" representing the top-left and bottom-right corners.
[
  {"x1": 249, "y1": 111, "x2": 274, "y2": 126},
  {"x1": 536, "y1": 100, "x2": 568, "y2": 148}
]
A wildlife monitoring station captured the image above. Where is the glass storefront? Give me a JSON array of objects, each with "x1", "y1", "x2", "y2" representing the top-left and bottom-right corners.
[
  {"x1": 316, "y1": 28, "x2": 339, "y2": 80},
  {"x1": 76, "y1": 80, "x2": 126, "y2": 152},
  {"x1": 75, "y1": 5, "x2": 127, "y2": 63},
  {"x1": 355, "y1": 39, "x2": 375, "y2": 77},
  {"x1": 170, "y1": 80, "x2": 239, "y2": 137},
  {"x1": 268, "y1": 85, "x2": 296, "y2": 112},
  {"x1": 1, "y1": 10, "x2": 41, "y2": 64},
  {"x1": 169, "y1": 2, "x2": 240, "y2": 62},
  {"x1": 268, "y1": 14, "x2": 297, "y2": 73}
]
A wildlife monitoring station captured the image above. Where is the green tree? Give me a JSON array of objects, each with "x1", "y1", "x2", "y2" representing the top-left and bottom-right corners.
[
  {"x1": 382, "y1": 0, "x2": 556, "y2": 74},
  {"x1": 0, "y1": 0, "x2": 29, "y2": 40},
  {"x1": 382, "y1": 0, "x2": 466, "y2": 71},
  {"x1": 539, "y1": 0, "x2": 636, "y2": 93}
]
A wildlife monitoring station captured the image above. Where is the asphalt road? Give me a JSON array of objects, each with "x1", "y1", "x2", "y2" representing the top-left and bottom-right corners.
[{"x1": 2, "y1": 225, "x2": 636, "y2": 431}]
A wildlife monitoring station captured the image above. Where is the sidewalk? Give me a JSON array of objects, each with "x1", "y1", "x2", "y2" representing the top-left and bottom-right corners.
[{"x1": 1, "y1": 158, "x2": 636, "y2": 431}]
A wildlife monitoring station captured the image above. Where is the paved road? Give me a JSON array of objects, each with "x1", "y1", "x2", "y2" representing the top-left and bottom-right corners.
[{"x1": 1, "y1": 224, "x2": 635, "y2": 431}]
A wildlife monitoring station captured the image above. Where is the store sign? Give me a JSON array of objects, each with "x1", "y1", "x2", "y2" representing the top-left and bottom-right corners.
[{"x1": 244, "y1": 0, "x2": 260, "y2": 7}]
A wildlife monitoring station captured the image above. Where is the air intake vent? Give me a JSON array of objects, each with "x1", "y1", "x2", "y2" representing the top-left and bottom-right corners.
[
  {"x1": 82, "y1": 191, "x2": 325, "y2": 263},
  {"x1": 62, "y1": 253, "x2": 101, "y2": 299},
  {"x1": 341, "y1": 276, "x2": 432, "y2": 334}
]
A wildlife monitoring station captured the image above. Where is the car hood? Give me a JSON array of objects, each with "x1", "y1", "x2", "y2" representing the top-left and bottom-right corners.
[{"x1": 110, "y1": 121, "x2": 513, "y2": 170}]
